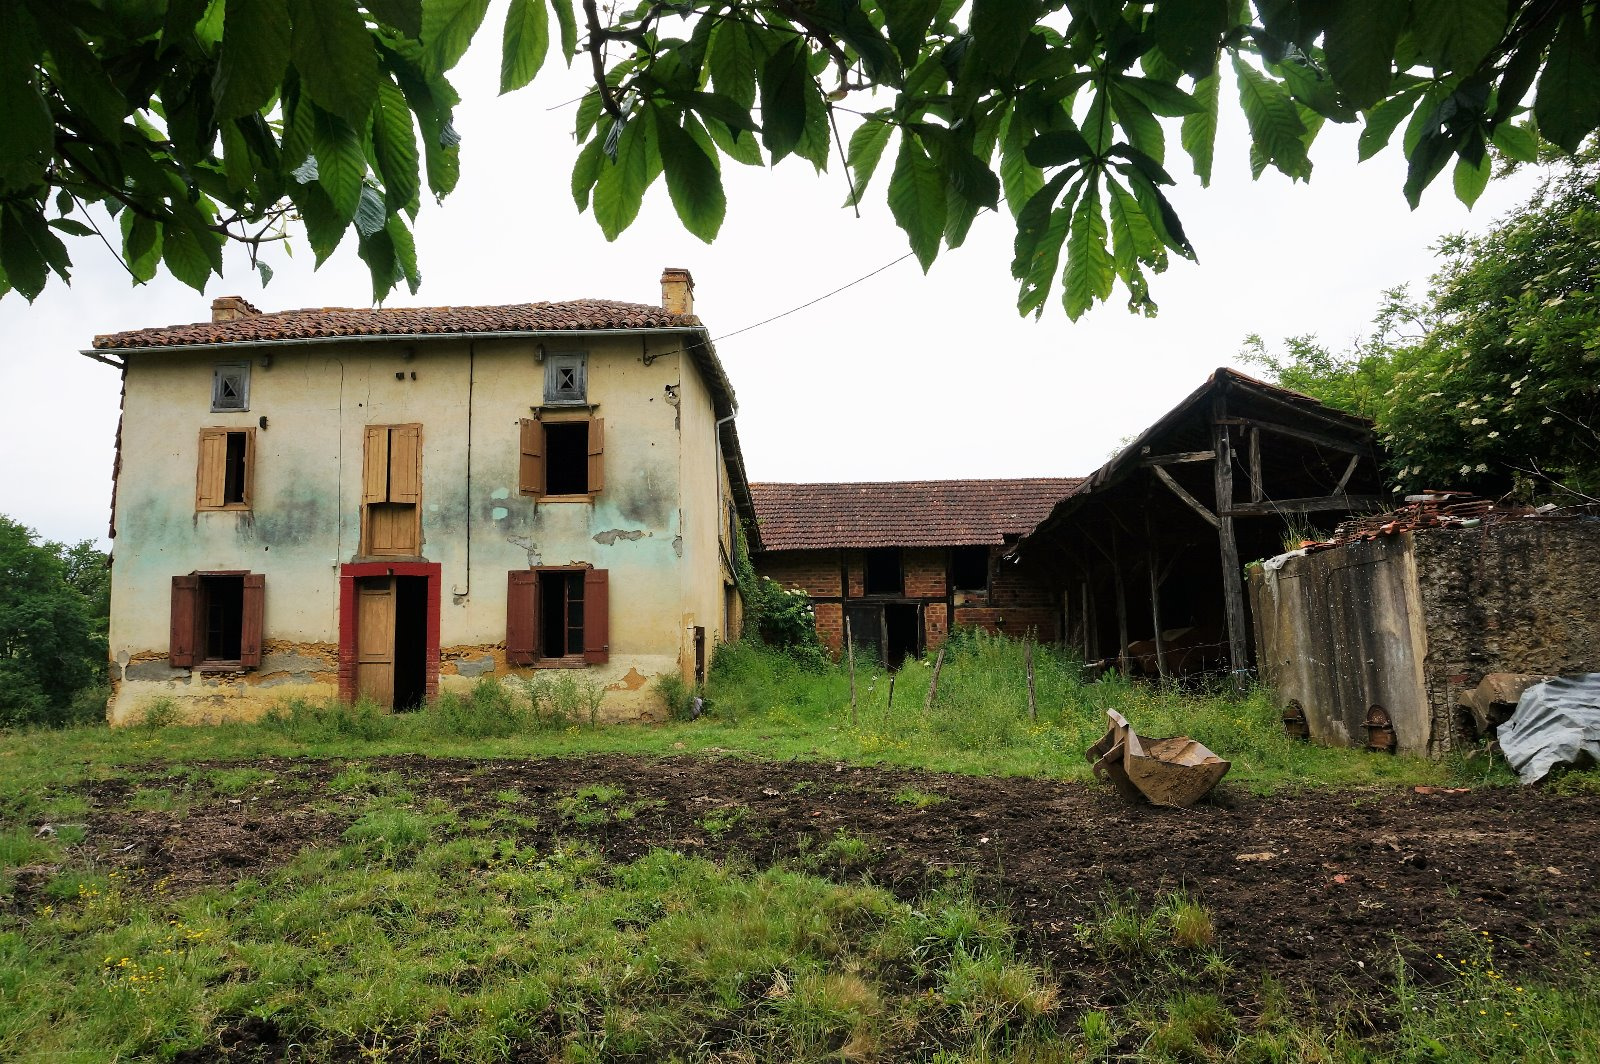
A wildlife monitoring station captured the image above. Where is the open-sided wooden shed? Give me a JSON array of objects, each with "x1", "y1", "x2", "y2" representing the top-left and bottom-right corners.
[{"x1": 1012, "y1": 368, "x2": 1385, "y2": 684}]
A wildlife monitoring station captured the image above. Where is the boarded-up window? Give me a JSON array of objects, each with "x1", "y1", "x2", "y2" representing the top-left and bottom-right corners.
[
  {"x1": 170, "y1": 572, "x2": 264, "y2": 668},
  {"x1": 362, "y1": 424, "x2": 422, "y2": 555},
  {"x1": 196, "y1": 428, "x2": 254, "y2": 511},
  {"x1": 505, "y1": 567, "x2": 609, "y2": 664},
  {"x1": 518, "y1": 417, "x2": 604, "y2": 498},
  {"x1": 211, "y1": 362, "x2": 250, "y2": 411}
]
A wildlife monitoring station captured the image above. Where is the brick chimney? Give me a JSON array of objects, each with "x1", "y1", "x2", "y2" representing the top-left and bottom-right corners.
[
  {"x1": 211, "y1": 295, "x2": 260, "y2": 323},
  {"x1": 660, "y1": 268, "x2": 694, "y2": 316}
]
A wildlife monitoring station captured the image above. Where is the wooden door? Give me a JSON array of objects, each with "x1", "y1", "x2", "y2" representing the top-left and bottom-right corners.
[{"x1": 356, "y1": 577, "x2": 397, "y2": 706}]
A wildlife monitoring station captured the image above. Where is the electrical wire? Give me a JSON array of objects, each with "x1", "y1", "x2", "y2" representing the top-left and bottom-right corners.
[{"x1": 711, "y1": 251, "x2": 917, "y2": 343}]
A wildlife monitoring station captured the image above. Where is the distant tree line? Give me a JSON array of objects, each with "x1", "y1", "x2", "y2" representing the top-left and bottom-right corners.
[
  {"x1": 1243, "y1": 143, "x2": 1600, "y2": 502},
  {"x1": 0, "y1": 515, "x2": 109, "y2": 728}
]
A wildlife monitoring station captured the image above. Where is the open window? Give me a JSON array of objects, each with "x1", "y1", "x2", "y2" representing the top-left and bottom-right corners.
[
  {"x1": 170, "y1": 572, "x2": 264, "y2": 669},
  {"x1": 361, "y1": 424, "x2": 422, "y2": 556},
  {"x1": 506, "y1": 567, "x2": 610, "y2": 665},
  {"x1": 196, "y1": 427, "x2": 254, "y2": 511},
  {"x1": 863, "y1": 548, "x2": 903, "y2": 596},
  {"x1": 950, "y1": 546, "x2": 991, "y2": 593},
  {"x1": 519, "y1": 417, "x2": 604, "y2": 499}
]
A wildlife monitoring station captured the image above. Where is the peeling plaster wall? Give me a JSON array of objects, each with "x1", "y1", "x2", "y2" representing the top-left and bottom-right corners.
[
  {"x1": 1249, "y1": 535, "x2": 1430, "y2": 754},
  {"x1": 107, "y1": 333, "x2": 722, "y2": 724}
]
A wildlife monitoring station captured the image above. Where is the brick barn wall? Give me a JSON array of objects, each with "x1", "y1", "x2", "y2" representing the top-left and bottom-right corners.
[
  {"x1": 904, "y1": 549, "x2": 948, "y2": 598},
  {"x1": 953, "y1": 549, "x2": 1060, "y2": 643},
  {"x1": 753, "y1": 549, "x2": 842, "y2": 597},
  {"x1": 813, "y1": 601, "x2": 845, "y2": 656}
]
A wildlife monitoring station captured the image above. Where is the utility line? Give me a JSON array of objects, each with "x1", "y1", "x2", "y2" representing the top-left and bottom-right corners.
[{"x1": 712, "y1": 251, "x2": 917, "y2": 343}]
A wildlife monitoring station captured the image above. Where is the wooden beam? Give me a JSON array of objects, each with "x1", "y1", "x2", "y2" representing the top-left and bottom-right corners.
[
  {"x1": 1139, "y1": 450, "x2": 1216, "y2": 466},
  {"x1": 1215, "y1": 415, "x2": 1369, "y2": 455},
  {"x1": 1333, "y1": 452, "x2": 1361, "y2": 493},
  {"x1": 1081, "y1": 580, "x2": 1094, "y2": 661},
  {"x1": 1223, "y1": 495, "x2": 1385, "y2": 517},
  {"x1": 1150, "y1": 465, "x2": 1221, "y2": 529},
  {"x1": 1146, "y1": 513, "x2": 1167, "y2": 680},
  {"x1": 1213, "y1": 398, "x2": 1251, "y2": 691},
  {"x1": 1111, "y1": 526, "x2": 1130, "y2": 674},
  {"x1": 1248, "y1": 427, "x2": 1263, "y2": 502}
]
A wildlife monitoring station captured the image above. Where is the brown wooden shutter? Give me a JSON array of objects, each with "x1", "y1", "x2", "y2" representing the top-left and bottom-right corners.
[
  {"x1": 196, "y1": 429, "x2": 227, "y2": 509},
  {"x1": 240, "y1": 573, "x2": 266, "y2": 668},
  {"x1": 518, "y1": 419, "x2": 543, "y2": 496},
  {"x1": 362, "y1": 425, "x2": 390, "y2": 503},
  {"x1": 170, "y1": 575, "x2": 200, "y2": 667},
  {"x1": 506, "y1": 569, "x2": 539, "y2": 665},
  {"x1": 389, "y1": 424, "x2": 422, "y2": 504},
  {"x1": 586, "y1": 417, "x2": 605, "y2": 494},
  {"x1": 583, "y1": 567, "x2": 609, "y2": 664}
]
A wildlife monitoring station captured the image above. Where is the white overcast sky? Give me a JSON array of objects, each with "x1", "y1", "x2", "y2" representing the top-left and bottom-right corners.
[{"x1": 0, "y1": 9, "x2": 1549, "y2": 548}]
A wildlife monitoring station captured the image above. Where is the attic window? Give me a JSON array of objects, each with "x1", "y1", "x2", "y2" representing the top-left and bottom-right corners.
[
  {"x1": 544, "y1": 353, "x2": 587, "y2": 405},
  {"x1": 211, "y1": 362, "x2": 251, "y2": 412}
]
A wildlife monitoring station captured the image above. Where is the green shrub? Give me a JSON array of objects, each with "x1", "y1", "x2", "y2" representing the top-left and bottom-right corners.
[
  {"x1": 655, "y1": 672, "x2": 696, "y2": 721},
  {"x1": 428, "y1": 678, "x2": 529, "y2": 738}
]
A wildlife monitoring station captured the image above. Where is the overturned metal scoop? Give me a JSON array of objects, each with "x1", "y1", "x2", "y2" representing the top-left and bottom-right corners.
[{"x1": 1085, "y1": 709, "x2": 1230, "y2": 808}]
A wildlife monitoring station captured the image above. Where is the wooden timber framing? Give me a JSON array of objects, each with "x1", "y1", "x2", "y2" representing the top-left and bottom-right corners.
[
  {"x1": 1012, "y1": 367, "x2": 1387, "y2": 683},
  {"x1": 1212, "y1": 392, "x2": 1252, "y2": 688}
]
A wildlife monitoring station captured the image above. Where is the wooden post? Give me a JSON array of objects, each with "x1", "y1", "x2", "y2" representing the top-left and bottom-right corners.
[
  {"x1": 1213, "y1": 392, "x2": 1251, "y2": 692},
  {"x1": 924, "y1": 645, "x2": 946, "y2": 711},
  {"x1": 1249, "y1": 426, "x2": 1263, "y2": 502},
  {"x1": 845, "y1": 614, "x2": 857, "y2": 725},
  {"x1": 1111, "y1": 527, "x2": 1130, "y2": 675},
  {"x1": 1081, "y1": 580, "x2": 1094, "y2": 661},
  {"x1": 1025, "y1": 629, "x2": 1037, "y2": 721},
  {"x1": 887, "y1": 673, "x2": 896, "y2": 710},
  {"x1": 1146, "y1": 512, "x2": 1167, "y2": 681}
]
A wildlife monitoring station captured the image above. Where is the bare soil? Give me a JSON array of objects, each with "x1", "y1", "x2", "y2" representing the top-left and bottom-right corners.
[{"x1": 47, "y1": 754, "x2": 1600, "y2": 1013}]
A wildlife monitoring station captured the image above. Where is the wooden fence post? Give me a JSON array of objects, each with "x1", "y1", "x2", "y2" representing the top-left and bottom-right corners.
[
  {"x1": 845, "y1": 614, "x2": 857, "y2": 726},
  {"x1": 1025, "y1": 628, "x2": 1038, "y2": 721}
]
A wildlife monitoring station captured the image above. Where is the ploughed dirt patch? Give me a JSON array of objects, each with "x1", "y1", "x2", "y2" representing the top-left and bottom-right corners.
[{"x1": 54, "y1": 754, "x2": 1600, "y2": 1008}]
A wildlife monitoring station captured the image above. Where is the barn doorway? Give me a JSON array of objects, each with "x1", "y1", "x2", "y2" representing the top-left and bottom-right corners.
[{"x1": 884, "y1": 603, "x2": 920, "y2": 670}]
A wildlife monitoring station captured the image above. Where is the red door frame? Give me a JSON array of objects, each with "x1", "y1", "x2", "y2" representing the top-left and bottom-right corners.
[{"x1": 338, "y1": 562, "x2": 442, "y2": 703}]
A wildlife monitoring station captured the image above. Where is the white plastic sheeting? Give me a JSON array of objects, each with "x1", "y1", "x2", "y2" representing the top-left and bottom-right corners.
[{"x1": 1498, "y1": 674, "x2": 1600, "y2": 784}]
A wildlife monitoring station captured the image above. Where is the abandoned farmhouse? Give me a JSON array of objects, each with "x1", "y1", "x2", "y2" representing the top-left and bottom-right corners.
[
  {"x1": 89, "y1": 277, "x2": 1600, "y2": 753},
  {"x1": 92, "y1": 269, "x2": 752, "y2": 725}
]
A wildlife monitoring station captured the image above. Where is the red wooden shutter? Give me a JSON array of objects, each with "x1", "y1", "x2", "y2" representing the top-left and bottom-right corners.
[
  {"x1": 519, "y1": 419, "x2": 543, "y2": 496},
  {"x1": 586, "y1": 417, "x2": 605, "y2": 494},
  {"x1": 170, "y1": 575, "x2": 199, "y2": 667},
  {"x1": 506, "y1": 570, "x2": 539, "y2": 665},
  {"x1": 583, "y1": 567, "x2": 609, "y2": 664},
  {"x1": 240, "y1": 573, "x2": 266, "y2": 668}
]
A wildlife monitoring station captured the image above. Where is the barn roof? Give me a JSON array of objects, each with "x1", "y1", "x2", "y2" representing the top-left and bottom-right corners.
[{"x1": 751, "y1": 479, "x2": 1083, "y2": 552}]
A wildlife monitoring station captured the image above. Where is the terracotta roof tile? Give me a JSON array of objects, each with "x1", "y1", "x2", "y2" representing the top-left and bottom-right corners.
[
  {"x1": 751, "y1": 479, "x2": 1083, "y2": 551},
  {"x1": 93, "y1": 298, "x2": 701, "y2": 349}
]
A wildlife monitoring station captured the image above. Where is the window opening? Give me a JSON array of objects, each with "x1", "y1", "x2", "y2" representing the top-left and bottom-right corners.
[
  {"x1": 201, "y1": 575, "x2": 244, "y2": 661},
  {"x1": 538, "y1": 569, "x2": 586, "y2": 658},
  {"x1": 544, "y1": 353, "x2": 587, "y2": 404},
  {"x1": 223, "y1": 432, "x2": 248, "y2": 505},
  {"x1": 211, "y1": 362, "x2": 251, "y2": 411},
  {"x1": 863, "y1": 548, "x2": 903, "y2": 596},
  {"x1": 951, "y1": 547, "x2": 990, "y2": 592},
  {"x1": 544, "y1": 422, "x2": 589, "y2": 495}
]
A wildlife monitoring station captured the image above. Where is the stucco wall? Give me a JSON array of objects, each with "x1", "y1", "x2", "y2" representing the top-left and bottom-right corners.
[
  {"x1": 1250, "y1": 518, "x2": 1600, "y2": 757},
  {"x1": 1249, "y1": 535, "x2": 1431, "y2": 754},
  {"x1": 107, "y1": 333, "x2": 725, "y2": 724},
  {"x1": 1412, "y1": 519, "x2": 1600, "y2": 752}
]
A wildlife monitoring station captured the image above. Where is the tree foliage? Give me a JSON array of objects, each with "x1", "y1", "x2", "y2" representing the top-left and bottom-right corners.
[
  {"x1": 0, "y1": 516, "x2": 109, "y2": 728},
  {"x1": 3, "y1": 1, "x2": 1598, "y2": 318},
  {"x1": 1244, "y1": 147, "x2": 1600, "y2": 499}
]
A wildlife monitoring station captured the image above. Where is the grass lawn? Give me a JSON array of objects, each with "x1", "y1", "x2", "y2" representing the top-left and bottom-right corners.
[{"x1": 3, "y1": 634, "x2": 1597, "y2": 1061}]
